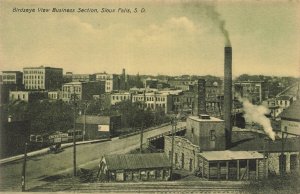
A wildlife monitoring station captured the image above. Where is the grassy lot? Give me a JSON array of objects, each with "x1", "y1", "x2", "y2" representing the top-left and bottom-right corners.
[{"x1": 243, "y1": 173, "x2": 300, "y2": 194}]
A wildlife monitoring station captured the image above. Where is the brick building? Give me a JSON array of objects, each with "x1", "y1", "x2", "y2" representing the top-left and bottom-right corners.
[
  {"x1": 9, "y1": 91, "x2": 47, "y2": 103},
  {"x1": 23, "y1": 66, "x2": 63, "y2": 90},
  {"x1": 62, "y1": 81, "x2": 105, "y2": 102},
  {"x1": 95, "y1": 72, "x2": 120, "y2": 93}
]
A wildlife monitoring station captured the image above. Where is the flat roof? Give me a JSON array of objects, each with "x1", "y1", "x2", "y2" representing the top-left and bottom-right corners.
[
  {"x1": 188, "y1": 115, "x2": 224, "y2": 122},
  {"x1": 198, "y1": 150, "x2": 264, "y2": 161}
]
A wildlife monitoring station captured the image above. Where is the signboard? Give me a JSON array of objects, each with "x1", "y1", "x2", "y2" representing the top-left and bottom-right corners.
[{"x1": 98, "y1": 125, "x2": 110, "y2": 132}]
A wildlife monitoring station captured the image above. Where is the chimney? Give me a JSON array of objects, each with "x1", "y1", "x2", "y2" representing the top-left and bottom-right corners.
[
  {"x1": 193, "y1": 79, "x2": 206, "y2": 116},
  {"x1": 224, "y1": 46, "x2": 232, "y2": 148}
]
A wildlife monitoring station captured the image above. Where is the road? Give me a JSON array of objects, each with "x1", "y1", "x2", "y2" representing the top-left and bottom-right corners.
[{"x1": 0, "y1": 122, "x2": 185, "y2": 191}]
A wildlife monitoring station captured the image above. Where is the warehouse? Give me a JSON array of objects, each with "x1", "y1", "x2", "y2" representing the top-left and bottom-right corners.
[
  {"x1": 98, "y1": 153, "x2": 171, "y2": 182},
  {"x1": 197, "y1": 150, "x2": 266, "y2": 180}
]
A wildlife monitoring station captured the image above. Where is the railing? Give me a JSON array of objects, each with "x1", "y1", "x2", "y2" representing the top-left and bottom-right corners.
[{"x1": 147, "y1": 126, "x2": 186, "y2": 142}]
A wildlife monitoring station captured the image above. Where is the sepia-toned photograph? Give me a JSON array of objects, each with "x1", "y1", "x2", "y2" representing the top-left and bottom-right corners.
[{"x1": 0, "y1": 0, "x2": 299, "y2": 193}]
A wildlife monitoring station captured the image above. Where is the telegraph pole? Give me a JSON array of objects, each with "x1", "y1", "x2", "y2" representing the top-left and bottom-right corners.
[
  {"x1": 21, "y1": 142, "x2": 28, "y2": 192},
  {"x1": 170, "y1": 117, "x2": 177, "y2": 180},
  {"x1": 72, "y1": 89, "x2": 77, "y2": 177},
  {"x1": 140, "y1": 123, "x2": 144, "y2": 153}
]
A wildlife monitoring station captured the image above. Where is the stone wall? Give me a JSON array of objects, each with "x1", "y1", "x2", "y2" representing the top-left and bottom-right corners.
[
  {"x1": 268, "y1": 152, "x2": 300, "y2": 175},
  {"x1": 164, "y1": 136, "x2": 200, "y2": 172}
]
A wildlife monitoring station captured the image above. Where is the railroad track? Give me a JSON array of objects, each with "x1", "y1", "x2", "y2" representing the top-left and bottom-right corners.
[{"x1": 28, "y1": 182, "x2": 246, "y2": 193}]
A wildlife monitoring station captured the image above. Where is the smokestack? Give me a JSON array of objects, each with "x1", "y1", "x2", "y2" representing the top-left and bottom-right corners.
[
  {"x1": 224, "y1": 46, "x2": 232, "y2": 148},
  {"x1": 193, "y1": 79, "x2": 206, "y2": 116}
]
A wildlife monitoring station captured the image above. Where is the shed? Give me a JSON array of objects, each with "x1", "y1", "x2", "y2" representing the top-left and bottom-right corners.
[
  {"x1": 75, "y1": 115, "x2": 121, "y2": 140},
  {"x1": 98, "y1": 153, "x2": 171, "y2": 182},
  {"x1": 197, "y1": 150, "x2": 267, "y2": 180}
]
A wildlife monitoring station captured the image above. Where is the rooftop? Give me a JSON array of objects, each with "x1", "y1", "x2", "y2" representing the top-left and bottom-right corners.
[
  {"x1": 279, "y1": 100, "x2": 300, "y2": 121},
  {"x1": 276, "y1": 95, "x2": 293, "y2": 101},
  {"x1": 188, "y1": 115, "x2": 223, "y2": 122},
  {"x1": 76, "y1": 115, "x2": 114, "y2": 124},
  {"x1": 103, "y1": 153, "x2": 171, "y2": 170},
  {"x1": 230, "y1": 136, "x2": 300, "y2": 153},
  {"x1": 198, "y1": 150, "x2": 264, "y2": 161},
  {"x1": 23, "y1": 66, "x2": 62, "y2": 70}
]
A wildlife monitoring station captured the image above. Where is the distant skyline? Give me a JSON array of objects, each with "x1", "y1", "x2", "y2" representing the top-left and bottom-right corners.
[{"x1": 0, "y1": 0, "x2": 299, "y2": 77}]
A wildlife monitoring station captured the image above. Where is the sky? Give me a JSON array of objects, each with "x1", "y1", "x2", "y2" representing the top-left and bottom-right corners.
[{"x1": 0, "y1": 0, "x2": 299, "y2": 77}]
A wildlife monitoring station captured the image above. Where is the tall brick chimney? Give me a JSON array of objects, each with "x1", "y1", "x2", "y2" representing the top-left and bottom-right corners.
[
  {"x1": 193, "y1": 79, "x2": 206, "y2": 116},
  {"x1": 224, "y1": 46, "x2": 232, "y2": 148}
]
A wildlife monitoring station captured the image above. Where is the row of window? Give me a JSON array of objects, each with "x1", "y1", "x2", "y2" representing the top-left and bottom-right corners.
[
  {"x1": 25, "y1": 85, "x2": 44, "y2": 89},
  {"x1": 112, "y1": 95, "x2": 130, "y2": 101},
  {"x1": 24, "y1": 70, "x2": 44, "y2": 74},
  {"x1": 2, "y1": 75, "x2": 16, "y2": 80},
  {"x1": 62, "y1": 86, "x2": 82, "y2": 92},
  {"x1": 10, "y1": 94, "x2": 27, "y2": 100},
  {"x1": 25, "y1": 80, "x2": 44, "y2": 84},
  {"x1": 24, "y1": 75, "x2": 44, "y2": 79}
]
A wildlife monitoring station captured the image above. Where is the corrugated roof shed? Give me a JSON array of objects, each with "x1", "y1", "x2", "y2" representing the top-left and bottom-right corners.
[
  {"x1": 104, "y1": 153, "x2": 171, "y2": 170},
  {"x1": 280, "y1": 100, "x2": 300, "y2": 121},
  {"x1": 198, "y1": 150, "x2": 264, "y2": 161}
]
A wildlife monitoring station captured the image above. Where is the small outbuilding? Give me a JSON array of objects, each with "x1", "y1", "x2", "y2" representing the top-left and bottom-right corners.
[
  {"x1": 98, "y1": 153, "x2": 171, "y2": 182},
  {"x1": 197, "y1": 150, "x2": 267, "y2": 180}
]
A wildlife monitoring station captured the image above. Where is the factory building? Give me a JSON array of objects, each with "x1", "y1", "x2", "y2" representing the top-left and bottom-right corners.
[
  {"x1": 185, "y1": 115, "x2": 226, "y2": 151},
  {"x1": 162, "y1": 46, "x2": 291, "y2": 181}
]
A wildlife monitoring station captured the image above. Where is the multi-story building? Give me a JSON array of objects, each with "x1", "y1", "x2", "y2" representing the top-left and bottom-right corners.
[
  {"x1": 61, "y1": 81, "x2": 105, "y2": 102},
  {"x1": 48, "y1": 91, "x2": 62, "y2": 100},
  {"x1": 132, "y1": 92, "x2": 173, "y2": 113},
  {"x1": 0, "y1": 71, "x2": 24, "y2": 104},
  {"x1": 95, "y1": 72, "x2": 120, "y2": 93},
  {"x1": 71, "y1": 74, "x2": 96, "y2": 82},
  {"x1": 234, "y1": 81, "x2": 266, "y2": 104},
  {"x1": 23, "y1": 66, "x2": 63, "y2": 90},
  {"x1": 9, "y1": 91, "x2": 47, "y2": 103},
  {"x1": 63, "y1": 72, "x2": 73, "y2": 83},
  {"x1": 1, "y1": 71, "x2": 23, "y2": 85},
  {"x1": 110, "y1": 92, "x2": 131, "y2": 105},
  {"x1": 167, "y1": 79, "x2": 196, "y2": 91}
]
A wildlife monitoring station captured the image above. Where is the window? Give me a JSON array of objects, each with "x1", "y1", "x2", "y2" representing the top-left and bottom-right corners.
[
  {"x1": 191, "y1": 128, "x2": 194, "y2": 134},
  {"x1": 181, "y1": 153, "x2": 184, "y2": 168},
  {"x1": 210, "y1": 130, "x2": 216, "y2": 141},
  {"x1": 189, "y1": 159, "x2": 193, "y2": 171}
]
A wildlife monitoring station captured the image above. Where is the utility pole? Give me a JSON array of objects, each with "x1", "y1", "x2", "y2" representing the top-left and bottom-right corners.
[
  {"x1": 140, "y1": 123, "x2": 144, "y2": 153},
  {"x1": 280, "y1": 131, "x2": 284, "y2": 177},
  {"x1": 72, "y1": 89, "x2": 77, "y2": 177},
  {"x1": 83, "y1": 102, "x2": 89, "y2": 141},
  {"x1": 170, "y1": 117, "x2": 177, "y2": 180},
  {"x1": 21, "y1": 142, "x2": 27, "y2": 192}
]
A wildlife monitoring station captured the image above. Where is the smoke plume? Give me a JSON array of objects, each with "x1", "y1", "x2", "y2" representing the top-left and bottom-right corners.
[
  {"x1": 238, "y1": 97, "x2": 276, "y2": 141},
  {"x1": 204, "y1": 4, "x2": 231, "y2": 46}
]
